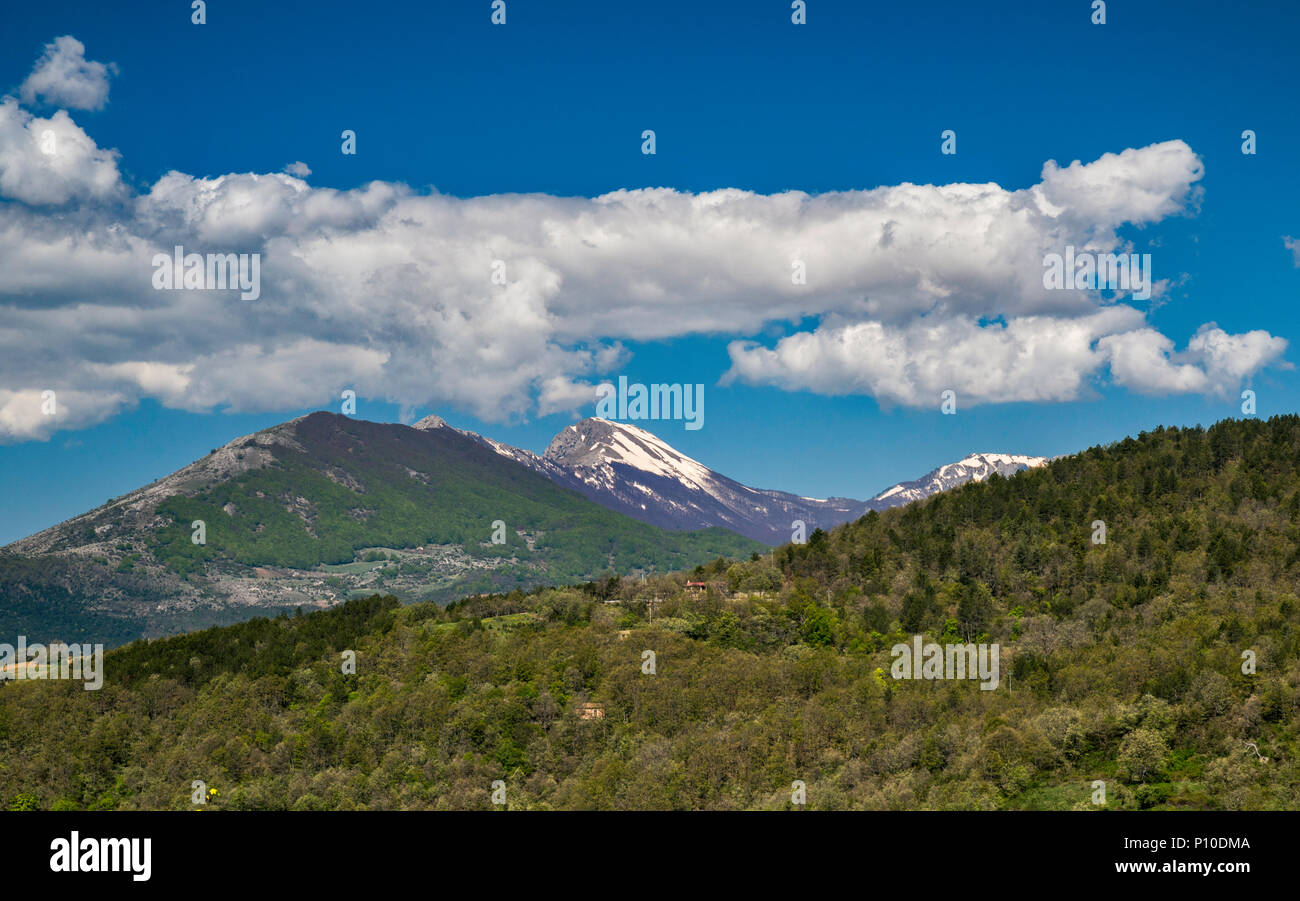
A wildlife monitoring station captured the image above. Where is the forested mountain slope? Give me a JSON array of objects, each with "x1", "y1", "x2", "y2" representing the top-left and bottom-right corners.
[
  {"x1": 0, "y1": 413, "x2": 761, "y2": 642},
  {"x1": 1, "y1": 416, "x2": 1295, "y2": 810}
]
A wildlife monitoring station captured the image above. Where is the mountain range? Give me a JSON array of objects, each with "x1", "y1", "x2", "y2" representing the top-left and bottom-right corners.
[
  {"x1": 417, "y1": 414, "x2": 1047, "y2": 542},
  {"x1": 0, "y1": 411, "x2": 1045, "y2": 644}
]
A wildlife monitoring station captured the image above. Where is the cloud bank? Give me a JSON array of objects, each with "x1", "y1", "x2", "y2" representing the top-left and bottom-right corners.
[{"x1": 0, "y1": 37, "x2": 1287, "y2": 440}]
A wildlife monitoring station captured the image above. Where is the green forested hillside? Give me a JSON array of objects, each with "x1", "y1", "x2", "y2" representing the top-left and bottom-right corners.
[
  {"x1": 147, "y1": 413, "x2": 761, "y2": 576},
  {"x1": 1, "y1": 416, "x2": 1297, "y2": 810},
  {"x1": 0, "y1": 413, "x2": 762, "y2": 642}
]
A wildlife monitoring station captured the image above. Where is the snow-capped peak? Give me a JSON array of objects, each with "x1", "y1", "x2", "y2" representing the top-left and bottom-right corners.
[
  {"x1": 932, "y1": 452, "x2": 1046, "y2": 479},
  {"x1": 545, "y1": 418, "x2": 715, "y2": 490},
  {"x1": 872, "y1": 452, "x2": 1048, "y2": 504}
]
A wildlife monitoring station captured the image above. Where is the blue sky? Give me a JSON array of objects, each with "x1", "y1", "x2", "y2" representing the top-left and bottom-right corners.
[{"x1": 1, "y1": 0, "x2": 1298, "y2": 545}]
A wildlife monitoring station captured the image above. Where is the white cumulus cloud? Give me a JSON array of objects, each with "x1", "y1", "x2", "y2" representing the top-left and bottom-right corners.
[
  {"x1": 0, "y1": 98, "x2": 123, "y2": 205},
  {"x1": 0, "y1": 53, "x2": 1287, "y2": 443},
  {"x1": 19, "y1": 36, "x2": 116, "y2": 111}
]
